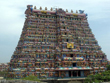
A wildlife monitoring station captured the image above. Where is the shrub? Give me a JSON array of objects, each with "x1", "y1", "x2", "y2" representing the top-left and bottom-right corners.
[{"x1": 22, "y1": 75, "x2": 40, "y2": 82}]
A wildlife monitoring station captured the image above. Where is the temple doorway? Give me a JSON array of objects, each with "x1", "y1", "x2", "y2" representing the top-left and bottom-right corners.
[
  {"x1": 78, "y1": 71, "x2": 81, "y2": 76},
  {"x1": 69, "y1": 71, "x2": 71, "y2": 77},
  {"x1": 70, "y1": 54, "x2": 73, "y2": 57},
  {"x1": 73, "y1": 71, "x2": 77, "y2": 77}
]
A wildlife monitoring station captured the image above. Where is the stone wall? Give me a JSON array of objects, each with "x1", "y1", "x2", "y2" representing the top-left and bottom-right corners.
[
  {"x1": 0, "y1": 79, "x2": 47, "y2": 83},
  {"x1": 0, "y1": 79, "x2": 85, "y2": 83},
  {"x1": 46, "y1": 80, "x2": 83, "y2": 83},
  {"x1": 1, "y1": 79, "x2": 110, "y2": 83}
]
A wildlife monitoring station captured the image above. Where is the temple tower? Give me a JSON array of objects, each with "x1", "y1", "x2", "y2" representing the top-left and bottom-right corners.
[{"x1": 9, "y1": 5, "x2": 107, "y2": 79}]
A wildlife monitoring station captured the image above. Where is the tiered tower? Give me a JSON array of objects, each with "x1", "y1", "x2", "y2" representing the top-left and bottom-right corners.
[{"x1": 9, "y1": 5, "x2": 107, "y2": 79}]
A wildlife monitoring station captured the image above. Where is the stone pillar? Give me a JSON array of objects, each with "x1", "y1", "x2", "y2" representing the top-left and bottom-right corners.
[
  {"x1": 77, "y1": 71, "x2": 78, "y2": 77},
  {"x1": 59, "y1": 71, "x2": 60, "y2": 77},
  {"x1": 71, "y1": 71, "x2": 73, "y2": 77}
]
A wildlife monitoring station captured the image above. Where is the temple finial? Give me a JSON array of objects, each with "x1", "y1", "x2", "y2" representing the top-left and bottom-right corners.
[
  {"x1": 34, "y1": 6, "x2": 36, "y2": 9},
  {"x1": 76, "y1": 10, "x2": 78, "y2": 13},
  {"x1": 40, "y1": 6, "x2": 42, "y2": 10},
  {"x1": 45, "y1": 7, "x2": 47, "y2": 10},
  {"x1": 50, "y1": 7, "x2": 53, "y2": 11},
  {"x1": 66, "y1": 9, "x2": 68, "y2": 12},
  {"x1": 71, "y1": 10, "x2": 73, "y2": 13}
]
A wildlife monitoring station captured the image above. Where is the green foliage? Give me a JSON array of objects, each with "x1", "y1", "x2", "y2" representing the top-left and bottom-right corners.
[
  {"x1": 84, "y1": 70, "x2": 110, "y2": 83},
  {"x1": 94, "y1": 79, "x2": 100, "y2": 83},
  {"x1": 6, "y1": 78, "x2": 15, "y2": 80},
  {"x1": 0, "y1": 71, "x2": 9, "y2": 78},
  {"x1": 106, "y1": 65, "x2": 110, "y2": 70},
  {"x1": 94, "y1": 74, "x2": 102, "y2": 80},
  {"x1": 22, "y1": 75, "x2": 40, "y2": 82}
]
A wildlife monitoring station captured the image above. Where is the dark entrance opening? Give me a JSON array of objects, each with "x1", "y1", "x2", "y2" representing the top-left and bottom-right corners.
[
  {"x1": 72, "y1": 63, "x2": 76, "y2": 67},
  {"x1": 78, "y1": 71, "x2": 80, "y2": 76},
  {"x1": 69, "y1": 71, "x2": 71, "y2": 77},
  {"x1": 70, "y1": 54, "x2": 73, "y2": 57},
  {"x1": 73, "y1": 71, "x2": 77, "y2": 77},
  {"x1": 66, "y1": 39, "x2": 68, "y2": 42}
]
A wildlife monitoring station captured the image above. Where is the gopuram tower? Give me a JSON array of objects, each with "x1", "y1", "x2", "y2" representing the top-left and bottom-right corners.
[{"x1": 8, "y1": 5, "x2": 108, "y2": 79}]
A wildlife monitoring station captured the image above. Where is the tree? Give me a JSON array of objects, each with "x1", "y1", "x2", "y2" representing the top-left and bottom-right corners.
[
  {"x1": 22, "y1": 75, "x2": 40, "y2": 82},
  {"x1": 0, "y1": 71, "x2": 9, "y2": 78},
  {"x1": 106, "y1": 65, "x2": 110, "y2": 70},
  {"x1": 84, "y1": 70, "x2": 110, "y2": 83}
]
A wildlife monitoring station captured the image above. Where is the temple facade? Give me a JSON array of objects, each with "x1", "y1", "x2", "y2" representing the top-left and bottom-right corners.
[{"x1": 9, "y1": 5, "x2": 108, "y2": 79}]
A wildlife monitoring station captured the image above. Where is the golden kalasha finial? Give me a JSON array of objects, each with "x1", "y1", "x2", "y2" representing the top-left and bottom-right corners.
[
  {"x1": 40, "y1": 6, "x2": 42, "y2": 10},
  {"x1": 76, "y1": 10, "x2": 78, "y2": 13},
  {"x1": 34, "y1": 6, "x2": 36, "y2": 9},
  {"x1": 71, "y1": 10, "x2": 73, "y2": 13},
  {"x1": 50, "y1": 7, "x2": 53, "y2": 11},
  {"x1": 66, "y1": 9, "x2": 68, "y2": 12},
  {"x1": 45, "y1": 7, "x2": 47, "y2": 10}
]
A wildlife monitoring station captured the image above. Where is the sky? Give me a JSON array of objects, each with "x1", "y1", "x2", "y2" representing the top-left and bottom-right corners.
[{"x1": 0, "y1": 0, "x2": 110, "y2": 63}]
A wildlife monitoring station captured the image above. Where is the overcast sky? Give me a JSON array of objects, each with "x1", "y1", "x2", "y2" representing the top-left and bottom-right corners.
[{"x1": 0, "y1": 0, "x2": 110, "y2": 63}]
